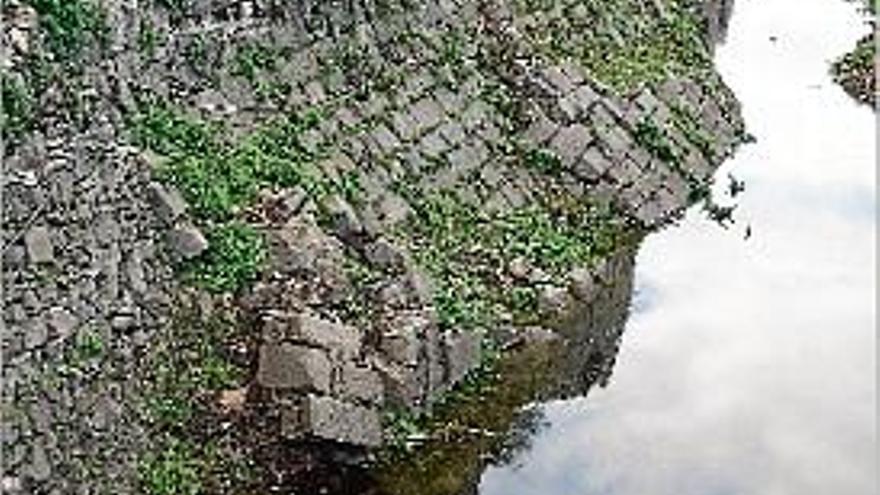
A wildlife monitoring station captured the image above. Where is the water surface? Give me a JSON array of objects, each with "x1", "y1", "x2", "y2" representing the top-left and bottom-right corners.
[{"x1": 478, "y1": 0, "x2": 877, "y2": 493}]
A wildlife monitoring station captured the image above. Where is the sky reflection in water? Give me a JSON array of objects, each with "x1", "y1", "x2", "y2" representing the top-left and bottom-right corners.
[{"x1": 478, "y1": 0, "x2": 877, "y2": 494}]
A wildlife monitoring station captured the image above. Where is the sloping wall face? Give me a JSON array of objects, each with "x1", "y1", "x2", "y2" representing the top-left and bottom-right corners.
[{"x1": 2, "y1": 0, "x2": 745, "y2": 492}]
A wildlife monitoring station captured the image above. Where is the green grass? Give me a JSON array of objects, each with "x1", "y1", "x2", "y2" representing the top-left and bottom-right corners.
[
  {"x1": 523, "y1": 148, "x2": 564, "y2": 175},
  {"x1": 130, "y1": 101, "x2": 322, "y2": 221},
  {"x1": 513, "y1": 0, "x2": 712, "y2": 93},
  {"x1": 230, "y1": 43, "x2": 280, "y2": 83},
  {"x1": 633, "y1": 118, "x2": 679, "y2": 164},
  {"x1": 1, "y1": 73, "x2": 34, "y2": 141},
  {"x1": 139, "y1": 437, "x2": 202, "y2": 495},
  {"x1": 26, "y1": 0, "x2": 107, "y2": 60},
  {"x1": 139, "y1": 307, "x2": 249, "y2": 494},
  {"x1": 144, "y1": 310, "x2": 242, "y2": 427},
  {"x1": 183, "y1": 222, "x2": 266, "y2": 293},
  {"x1": 138, "y1": 19, "x2": 162, "y2": 59},
  {"x1": 399, "y1": 191, "x2": 624, "y2": 329}
]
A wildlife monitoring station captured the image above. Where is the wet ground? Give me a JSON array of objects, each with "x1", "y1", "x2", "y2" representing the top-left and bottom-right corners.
[{"x1": 478, "y1": 0, "x2": 877, "y2": 494}]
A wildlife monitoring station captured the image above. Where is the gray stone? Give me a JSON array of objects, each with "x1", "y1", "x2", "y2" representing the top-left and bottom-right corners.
[
  {"x1": 27, "y1": 442, "x2": 51, "y2": 482},
  {"x1": 390, "y1": 111, "x2": 419, "y2": 142},
  {"x1": 337, "y1": 363, "x2": 384, "y2": 405},
  {"x1": 322, "y1": 194, "x2": 362, "y2": 239},
  {"x1": 372, "y1": 358, "x2": 421, "y2": 408},
  {"x1": 1, "y1": 477, "x2": 22, "y2": 493},
  {"x1": 549, "y1": 124, "x2": 591, "y2": 168},
  {"x1": 405, "y1": 265, "x2": 434, "y2": 305},
  {"x1": 24, "y1": 318, "x2": 47, "y2": 349},
  {"x1": 538, "y1": 285, "x2": 572, "y2": 317},
  {"x1": 375, "y1": 193, "x2": 412, "y2": 227},
  {"x1": 410, "y1": 98, "x2": 443, "y2": 133},
  {"x1": 567, "y1": 267, "x2": 598, "y2": 302},
  {"x1": 418, "y1": 130, "x2": 448, "y2": 158},
  {"x1": 46, "y1": 307, "x2": 77, "y2": 340},
  {"x1": 256, "y1": 343, "x2": 332, "y2": 393},
  {"x1": 24, "y1": 226, "x2": 54, "y2": 264},
  {"x1": 507, "y1": 256, "x2": 532, "y2": 281},
  {"x1": 572, "y1": 85, "x2": 600, "y2": 112},
  {"x1": 125, "y1": 247, "x2": 148, "y2": 294},
  {"x1": 370, "y1": 125, "x2": 400, "y2": 154},
  {"x1": 169, "y1": 223, "x2": 208, "y2": 259},
  {"x1": 443, "y1": 330, "x2": 482, "y2": 385},
  {"x1": 524, "y1": 108, "x2": 560, "y2": 144},
  {"x1": 281, "y1": 394, "x2": 382, "y2": 447},
  {"x1": 380, "y1": 312, "x2": 427, "y2": 366},
  {"x1": 146, "y1": 182, "x2": 187, "y2": 225},
  {"x1": 365, "y1": 238, "x2": 406, "y2": 270},
  {"x1": 111, "y1": 314, "x2": 137, "y2": 331},
  {"x1": 265, "y1": 312, "x2": 362, "y2": 361},
  {"x1": 542, "y1": 65, "x2": 576, "y2": 94}
]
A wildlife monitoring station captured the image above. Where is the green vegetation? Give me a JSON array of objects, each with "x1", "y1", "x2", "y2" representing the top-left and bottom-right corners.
[
  {"x1": 513, "y1": 0, "x2": 711, "y2": 92},
  {"x1": 26, "y1": 0, "x2": 107, "y2": 60},
  {"x1": 522, "y1": 148, "x2": 564, "y2": 175},
  {"x1": 831, "y1": 34, "x2": 876, "y2": 107},
  {"x1": 1, "y1": 73, "x2": 34, "y2": 141},
  {"x1": 669, "y1": 104, "x2": 717, "y2": 158},
  {"x1": 633, "y1": 118, "x2": 680, "y2": 164},
  {"x1": 144, "y1": 310, "x2": 242, "y2": 428},
  {"x1": 139, "y1": 307, "x2": 251, "y2": 495},
  {"x1": 230, "y1": 43, "x2": 280, "y2": 82},
  {"x1": 139, "y1": 437, "x2": 202, "y2": 495},
  {"x1": 131, "y1": 101, "x2": 322, "y2": 221},
  {"x1": 74, "y1": 328, "x2": 105, "y2": 361},
  {"x1": 399, "y1": 191, "x2": 625, "y2": 329},
  {"x1": 129, "y1": 100, "x2": 330, "y2": 292},
  {"x1": 184, "y1": 222, "x2": 266, "y2": 293},
  {"x1": 375, "y1": 339, "x2": 560, "y2": 495},
  {"x1": 138, "y1": 19, "x2": 162, "y2": 59}
]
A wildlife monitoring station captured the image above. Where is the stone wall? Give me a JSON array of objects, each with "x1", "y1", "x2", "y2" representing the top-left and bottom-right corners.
[{"x1": 1, "y1": 0, "x2": 746, "y2": 492}]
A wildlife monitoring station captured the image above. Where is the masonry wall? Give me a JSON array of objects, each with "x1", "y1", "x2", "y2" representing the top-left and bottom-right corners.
[{"x1": 1, "y1": 0, "x2": 745, "y2": 493}]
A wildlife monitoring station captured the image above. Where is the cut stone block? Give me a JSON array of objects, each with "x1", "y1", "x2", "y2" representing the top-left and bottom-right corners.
[
  {"x1": 567, "y1": 267, "x2": 598, "y2": 302},
  {"x1": 372, "y1": 358, "x2": 421, "y2": 409},
  {"x1": 169, "y1": 223, "x2": 208, "y2": 259},
  {"x1": 146, "y1": 182, "x2": 187, "y2": 225},
  {"x1": 380, "y1": 312, "x2": 426, "y2": 367},
  {"x1": 256, "y1": 343, "x2": 332, "y2": 393},
  {"x1": 549, "y1": 124, "x2": 591, "y2": 168},
  {"x1": 265, "y1": 313, "x2": 362, "y2": 361},
  {"x1": 337, "y1": 362, "x2": 384, "y2": 405},
  {"x1": 443, "y1": 330, "x2": 482, "y2": 386},
  {"x1": 24, "y1": 226, "x2": 53, "y2": 264},
  {"x1": 281, "y1": 395, "x2": 382, "y2": 447}
]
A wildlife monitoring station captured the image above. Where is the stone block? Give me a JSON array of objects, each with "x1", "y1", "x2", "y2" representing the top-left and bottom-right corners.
[
  {"x1": 380, "y1": 311, "x2": 428, "y2": 366},
  {"x1": 538, "y1": 285, "x2": 573, "y2": 318},
  {"x1": 567, "y1": 267, "x2": 598, "y2": 302},
  {"x1": 256, "y1": 343, "x2": 332, "y2": 393},
  {"x1": 322, "y1": 194, "x2": 363, "y2": 239},
  {"x1": 24, "y1": 226, "x2": 53, "y2": 264},
  {"x1": 372, "y1": 358, "x2": 421, "y2": 409},
  {"x1": 337, "y1": 362, "x2": 384, "y2": 405},
  {"x1": 146, "y1": 181, "x2": 187, "y2": 225},
  {"x1": 169, "y1": 223, "x2": 208, "y2": 259},
  {"x1": 266, "y1": 312, "x2": 362, "y2": 361},
  {"x1": 443, "y1": 330, "x2": 482, "y2": 386},
  {"x1": 524, "y1": 108, "x2": 559, "y2": 144},
  {"x1": 542, "y1": 65, "x2": 576, "y2": 95},
  {"x1": 549, "y1": 124, "x2": 591, "y2": 168},
  {"x1": 281, "y1": 394, "x2": 382, "y2": 447},
  {"x1": 46, "y1": 307, "x2": 77, "y2": 340},
  {"x1": 410, "y1": 98, "x2": 444, "y2": 133},
  {"x1": 365, "y1": 238, "x2": 406, "y2": 270}
]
